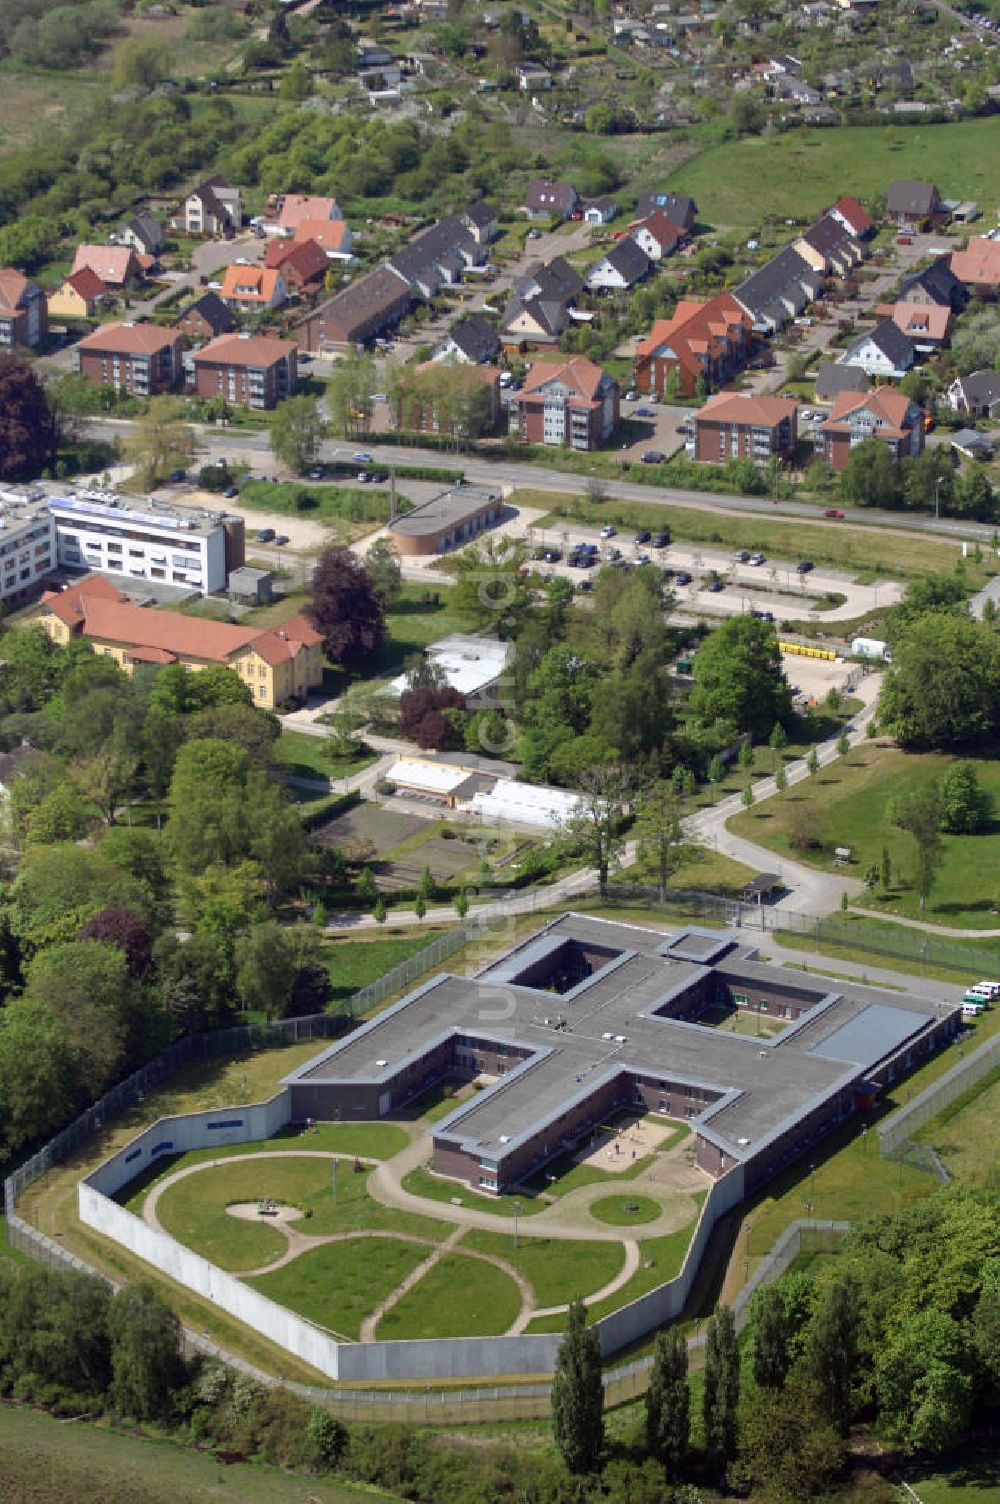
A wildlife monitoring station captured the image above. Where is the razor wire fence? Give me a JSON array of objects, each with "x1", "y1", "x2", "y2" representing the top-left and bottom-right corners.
[
  {"x1": 774, "y1": 911, "x2": 1000, "y2": 977},
  {"x1": 878, "y1": 1026, "x2": 1000, "y2": 1163}
]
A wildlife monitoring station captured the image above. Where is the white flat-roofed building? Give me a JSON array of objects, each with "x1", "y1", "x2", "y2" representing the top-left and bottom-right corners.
[
  {"x1": 0, "y1": 486, "x2": 58, "y2": 605},
  {"x1": 386, "y1": 634, "x2": 509, "y2": 702},
  {"x1": 384, "y1": 752, "x2": 586, "y2": 830},
  {"x1": 46, "y1": 491, "x2": 240, "y2": 595}
]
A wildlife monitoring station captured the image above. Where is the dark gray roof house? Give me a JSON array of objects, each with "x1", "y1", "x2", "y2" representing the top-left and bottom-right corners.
[
  {"x1": 815, "y1": 360, "x2": 870, "y2": 400},
  {"x1": 172, "y1": 290, "x2": 235, "y2": 338},
  {"x1": 947, "y1": 369, "x2": 1000, "y2": 417},
  {"x1": 635, "y1": 192, "x2": 697, "y2": 231},
  {"x1": 462, "y1": 200, "x2": 498, "y2": 242},
  {"x1": 512, "y1": 255, "x2": 583, "y2": 305},
  {"x1": 119, "y1": 213, "x2": 165, "y2": 256},
  {"x1": 522, "y1": 178, "x2": 579, "y2": 220},
  {"x1": 838, "y1": 318, "x2": 915, "y2": 376},
  {"x1": 734, "y1": 246, "x2": 822, "y2": 330},
  {"x1": 433, "y1": 313, "x2": 500, "y2": 364},
  {"x1": 951, "y1": 428, "x2": 994, "y2": 459},
  {"x1": 390, "y1": 216, "x2": 484, "y2": 298},
  {"x1": 799, "y1": 213, "x2": 864, "y2": 273},
  {"x1": 885, "y1": 180, "x2": 941, "y2": 223},
  {"x1": 587, "y1": 236, "x2": 651, "y2": 290},
  {"x1": 899, "y1": 259, "x2": 963, "y2": 309}
]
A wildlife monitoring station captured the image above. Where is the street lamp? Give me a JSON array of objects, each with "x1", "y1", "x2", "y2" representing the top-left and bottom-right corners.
[
  {"x1": 935, "y1": 475, "x2": 942, "y2": 522},
  {"x1": 512, "y1": 1198, "x2": 521, "y2": 1251}
]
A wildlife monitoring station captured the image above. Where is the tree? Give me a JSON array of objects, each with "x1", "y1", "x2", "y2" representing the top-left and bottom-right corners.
[
  {"x1": 69, "y1": 738, "x2": 139, "y2": 825},
  {"x1": 691, "y1": 617, "x2": 792, "y2": 740},
  {"x1": 878, "y1": 613, "x2": 1000, "y2": 749},
  {"x1": 108, "y1": 1283, "x2": 184, "y2": 1420},
  {"x1": 806, "y1": 746, "x2": 819, "y2": 777},
  {"x1": 774, "y1": 761, "x2": 787, "y2": 792},
  {"x1": 703, "y1": 1306, "x2": 740, "y2": 1482},
  {"x1": 77, "y1": 905, "x2": 152, "y2": 977},
  {"x1": 453, "y1": 890, "x2": 468, "y2": 919},
  {"x1": 707, "y1": 754, "x2": 725, "y2": 785},
  {"x1": 738, "y1": 738, "x2": 754, "y2": 771},
  {"x1": 111, "y1": 36, "x2": 172, "y2": 89},
  {"x1": 806, "y1": 1275, "x2": 858, "y2": 1435},
  {"x1": 365, "y1": 537, "x2": 402, "y2": 608},
  {"x1": 742, "y1": 782, "x2": 755, "y2": 809},
  {"x1": 123, "y1": 396, "x2": 191, "y2": 490},
  {"x1": 836, "y1": 731, "x2": 850, "y2": 759},
  {"x1": 236, "y1": 921, "x2": 296, "y2": 1018},
  {"x1": 308, "y1": 547, "x2": 385, "y2": 666},
  {"x1": 889, "y1": 783, "x2": 943, "y2": 911},
  {"x1": 373, "y1": 895, "x2": 387, "y2": 924},
  {"x1": 635, "y1": 783, "x2": 685, "y2": 902},
  {"x1": 838, "y1": 438, "x2": 902, "y2": 509},
  {"x1": 414, "y1": 893, "x2": 427, "y2": 921},
  {"x1": 399, "y1": 684, "x2": 466, "y2": 750},
  {"x1": 24, "y1": 940, "x2": 136, "y2": 1089},
  {"x1": 0, "y1": 998, "x2": 77, "y2": 1152},
  {"x1": 165, "y1": 738, "x2": 253, "y2": 875},
  {"x1": 739, "y1": 1376, "x2": 846, "y2": 1503},
  {"x1": 561, "y1": 767, "x2": 630, "y2": 898},
  {"x1": 874, "y1": 1308, "x2": 973, "y2": 1454},
  {"x1": 0, "y1": 353, "x2": 57, "y2": 480},
  {"x1": 645, "y1": 1327, "x2": 689, "y2": 1473},
  {"x1": 551, "y1": 1299, "x2": 604, "y2": 1474},
  {"x1": 449, "y1": 535, "x2": 531, "y2": 634},
  {"x1": 751, "y1": 1282, "x2": 793, "y2": 1390},
  {"x1": 268, "y1": 395, "x2": 328, "y2": 474},
  {"x1": 939, "y1": 760, "x2": 993, "y2": 834},
  {"x1": 327, "y1": 346, "x2": 377, "y2": 437}
]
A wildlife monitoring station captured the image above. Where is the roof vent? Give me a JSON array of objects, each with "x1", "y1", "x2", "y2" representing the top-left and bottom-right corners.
[
  {"x1": 376, "y1": 1058, "x2": 388, "y2": 1067},
  {"x1": 737, "y1": 1136, "x2": 751, "y2": 1147},
  {"x1": 758, "y1": 1050, "x2": 767, "y2": 1059},
  {"x1": 499, "y1": 1134, "x2": 509, "y2": 1144}
]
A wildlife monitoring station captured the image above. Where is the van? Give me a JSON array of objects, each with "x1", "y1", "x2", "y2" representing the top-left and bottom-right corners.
[
  {"x1": 963, "y1": 1001, "x2": 985, "y2": 1020},
  {"x1": 964, "y1": 981, "x2": 1000, "y2": 1005}
]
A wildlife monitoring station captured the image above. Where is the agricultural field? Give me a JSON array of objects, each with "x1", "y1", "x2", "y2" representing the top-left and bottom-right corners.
[{"x1": 729, "y1": 741, "x2": 1000, "y2": 927}]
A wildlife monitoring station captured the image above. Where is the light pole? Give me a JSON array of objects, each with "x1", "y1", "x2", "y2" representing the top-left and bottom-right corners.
[
  {"x1": 935, "y1": 475, "x2": 942, "y2": 523},
  {"x1": 512, "y1": 1198, "x2": 521, "y2": 1251},
  {"x1": 332, "y1": 1158, "x2": 338, "y2": 1207}
]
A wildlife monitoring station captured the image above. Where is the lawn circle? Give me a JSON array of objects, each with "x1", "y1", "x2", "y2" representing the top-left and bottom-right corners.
[{"x1": 589, "y1": 1194, "x2": 661, "y2": 1226}]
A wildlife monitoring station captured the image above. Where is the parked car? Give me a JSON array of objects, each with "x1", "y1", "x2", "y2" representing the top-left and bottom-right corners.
[
  {"x1": 256, "y1": 528, "x2": 275, "y2": 543},
  {"x1": 749, "y1": 551, "x2": 765, "y2": 566},
  {"x1": 823, "y1": 508, "x2": 845, "y2": 519},
  {"x1": 641, "y1": 450, "x2": 666, "y2": 464},
  {"x1": 309, "y1": 467, "x2": 324, "y2": 480},
  {"x1": 624, "y1": 389, "x2": 638, "y2": 401},
  {"x1": 542, "y1": 548, "x2": 561, "y2": 563},
  {"x1": 169, "y1": 468, "x2": 186, "y2": 483},
  {"x1": 733, "y1": 549, "x2": 750, "y2": 563},
  {"x1": 575, "y1": 578, "x2": 593, "y2": 592},
  {"x1": 600, "y1": 524, "x2": 617, "y2": 538},
  {"x1": 661, "y1": 566, "x2": 674, "y2": 581},
  {"x1": 675, "y1": 570, "x2": 692, "y2": 585},
  {"x1": 356, "y1": 471, "x2": 371, "y2": 483},
  {"x1": 634, "y1": 551, "x2": 651, "y2": 565},
  {"x1": 634, "y1": 405, "x2": 654, "y2": 417},
  {"x1": 796, "y1": 559, "x2": 815, "y2": 573},
  {"x1": 635, "y1": 529, "x2": 652, "y2": 544},
  {"x1": 605, "y1": 546, "x2": 622, "y2": 561},
  {"x1": 653, "y1": 531, "x2": 670, "y2": 548},
  {"x1": 352, "y1": 451, "x2": 374, "y2": 463},
  {"x1": 707, "y1": 578, "x2": 725, "y2": 592},
  {"x1": 526, "y1": 229, "x2": 542, "y2": 240},
  {"x1": 223, "y1": 485, "x2": 238, "y2": 498},
  {"x1": 370, "y1": 471, "x2": 388, "y2": 483},
  {"x1": 274, "y1": 534, "x2": 289, "y2": 546},
  {"x1": 896, "y1": 233, "x2": 913, "y2": 245},
  {"x1": 676, "y1": 419, "x2": 694, "y2": 434}
]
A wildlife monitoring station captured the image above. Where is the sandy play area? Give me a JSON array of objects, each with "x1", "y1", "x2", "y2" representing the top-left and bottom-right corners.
[{"x1": 574, "y1": 1116, "x2": 678, "y2": 1176}]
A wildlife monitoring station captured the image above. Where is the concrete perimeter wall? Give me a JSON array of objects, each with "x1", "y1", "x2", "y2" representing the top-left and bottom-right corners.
[{"x1": 79, "y1": 1097, "x2": 747, "y2": 1382}]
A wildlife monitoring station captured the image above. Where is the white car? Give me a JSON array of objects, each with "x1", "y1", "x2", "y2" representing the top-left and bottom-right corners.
[
  {"x1": 600, "y1": 524, "x2": 616, "y2": 539},
  {"x1": 352, "y1": 451, "x2": 374, "y2": 463}
]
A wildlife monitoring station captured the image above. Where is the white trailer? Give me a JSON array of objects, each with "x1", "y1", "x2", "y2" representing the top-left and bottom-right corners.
[{"x1": 851, "y1": 637, "x2": 892, "y2": 664}]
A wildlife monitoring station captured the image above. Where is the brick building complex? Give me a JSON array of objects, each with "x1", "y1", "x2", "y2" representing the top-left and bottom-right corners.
[
  {"x1": 284, "y1": 914, "x2": 957, "y2": 1196},
  {"x1": 191, "y1": 333, "x2": 298, "y2": 409},
  {"x1": 0, "y1": 269, "x2": 47, "y2": 349},
  {"x1": 694, "y1": 391, "x2": 799, "y2": 464},
  {"x1": 633, "y1": 294, "x2": 752, "y2": 398},
  {"x1": 76, "y1": 322, "x2": 183, "y2": 396},
  {"x1": 814, "y1": 387, "x2": 925, "y2": 471},
  {"x1": 508, "y1": 355, "x2": 619, "y2": 449}
]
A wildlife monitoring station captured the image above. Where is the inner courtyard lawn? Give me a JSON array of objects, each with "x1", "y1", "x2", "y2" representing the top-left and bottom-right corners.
[
  {"x1": 729, "y1": 743, "x2": 1000, "y2": 927},
  {"x1": 375, "y1": 1252, "x2": 523, "y2": 1340},
  {"x1": 459, "y1": 1228, "x2": 626, "y2": 1308},
  {"x1": 589, "y1": 1194, "x2": 662, "y2": 1226},
  {"x1": 248, "y1": 1236, "x2": 431, "y2": 1340},
  {"x1": 401, "y1": 1165, "x2": 546, "y2": 1217}
]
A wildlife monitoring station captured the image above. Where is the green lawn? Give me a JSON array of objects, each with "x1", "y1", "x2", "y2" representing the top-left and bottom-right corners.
[
  {"x1": 522, "y1": 1152, "x2": 656, "y2": 1197},
  {"x1": 237, "y1": 479, "x2": 410, "y2": 544},
  {"x1": 154, "y1": 1156, "x2": 449, "y2": 1262},
  {"x1": 375, "y1": 1251, "x2": 523, "y2": 1339},
  {"x1": 322, "y1": 933, "x2": 447, "y2": 1006},
  {"x1": 248, "y1": 1235, "x2": 430, "y2": 1340},
  {"x1": 378, "y1": 581, "x2": 479, "y2": 668},
  {"x1": 905, "y1": 1444, "x2": 1000, "y2": 1504},
  {"x1": 401, "y1": 1165, "x2": 546, "y2": 1217},
  {"x1": 668, "y1": 119, "x2": 1000, "y2": 236},
  {"x1": 729, "y1": 743, "x2": 1000, "y2": 928},
  {"x1": 916, "y1": 1063, "x2": 1000, "y2": 1184},
  {"x1": 589, "y1": 1194, "x2": 662, "y2": 1226},
  {"x1": 459, "y1": 1228, "x2": 625, "y2": 1308},
  {"x1": 523, "y1": 1217, "x2": 702, "y2": 1333},
  {"x1": 274, "y1": 728, "x2": 376, "y2": 783},
  {"x1": 0, "y1": 1404, "x2": 382, "y2": 1504},
  {"x1": 528, "y1": 491, "x2": 982, "y2": 587}
]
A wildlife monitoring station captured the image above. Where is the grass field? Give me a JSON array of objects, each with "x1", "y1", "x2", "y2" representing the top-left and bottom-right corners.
[
  {"x1": 668, "y1": 119, "x2": 1000, "y2": 236},
  {"x1": 527, "y1": 491, "x2": 983, "y2": 589},
  {"x1": 375, "y1": 1251, "x2": 523, "y2": 1339},
  {"x1": 729, "y1": 742, "x2": 1000, "y2": 927},
  {"x1": 378, "y1": 582, "x2": 479, "y2": 667},
  {"x1": 905, "y1": 1443, "x2": 1000, "y2": 1503},
  {"x1": 323, "y1": 933, "x2": 453, "y2": 1006},
  {"x1": 401, "y1": 1165, "x2": 546, "y2": 1217},
  {"x1": 459, "y1": 1228, "x2": 625, "y2": 1307},
  {"x1": 237, "y1": 480, "x2": 409, "y2": 544},
  {"x1": 589, "y1": 1194, "x2": 662, "y2": 1226},
  {"x1": 249, "y1": 1235, "x2": 431, "y2": 1340},
  {"x1": 0, "y1": 1404, "x2": 383, "y2": 1504},
  {"x1": 917, "y1": 1064, "x2": 1000, "y2": 1183},
  {"x1": 274, "y1": 729, "x2": 375, "y2": 783}
]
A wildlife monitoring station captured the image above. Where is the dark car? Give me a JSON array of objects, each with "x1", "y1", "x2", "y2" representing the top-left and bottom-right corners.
[
  {"x1": 796, "y1": 560, "x2": 815, "y2": 573},
  {"x1": 661, "y1": 566, "x2": 674, "y2": 581},
  {"x1": 370, "y1": 471, "x2": 388, "y2": 484},
  {"x1": 653, "y1": 531, "x2": 670, "y2": 548},
  {"x1": 634, "y1": 405, "x2": 654, "y2": 417},
  {"x1": 542, "y1": 548, "x2": 561, "y2": 563},
  {"x1": 641, "y1": 450, "x2": 666, "y2": 464},
  {"x1": 274, "y1": 534, "x2": 289, "y2": 546},
  {"x1": 707, "y1": 579, "x2": 725, "y2": 592},
  {"x1": 575, "y1": 578, "x2": 593, "y2": 592},
  {"x1": 169, "y1": 468, "x2": 186, "y2": 483},
  {"x1": 733, "y1": 549, "x2": 750, "y2": 563},
  {"x1": 256, "y1": 528, "x2": 275, "y2": 543},
  {"x1": 675, "y1": 570, "x2": 692, "y2": 585},
  {"x1": 223, "y1": 485, "x2": 239, "y2": 498},
  {"x1": 635, "y1": 529, "x2": 652, "y2": 545}
]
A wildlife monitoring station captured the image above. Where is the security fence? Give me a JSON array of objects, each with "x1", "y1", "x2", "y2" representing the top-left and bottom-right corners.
[
  {"x1": 775, "y1": 911, "x2": 1000, "y2": 977},
  {"x1": 879, "y1": 1026, "x2": 1000, "y2": 1161}
]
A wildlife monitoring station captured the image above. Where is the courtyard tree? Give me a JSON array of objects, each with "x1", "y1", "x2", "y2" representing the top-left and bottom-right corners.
[
  {"x1": 268, "y1": 395, "x2": 328, "y2": 474},
  {"x1": 888, "y1": 783, "x2": 943, "y2": 911},
  {"x1": 0, "y1": 353, "x2": 58, "y2": 481},
  {"x1": 703, "y1": 1305, "x2": 740, "y2": 1482},
  {"x1": 691, "y1": 616, "x2": 792, "y2": 740},
  {"x1": 123, "y1": 395, "x2": 191, "y2": 490},
  {"x1": 308, "y1": 546, "x2": 385, "y2": 667},
  {"x1": 645, "y1": 1326, "x2": 689, "y2": 1473},
  {"x1": 449, "y1": 535, "x2": 531, "y2": 634},
  {"x1": 551, "y1": 1299, "x2": 604, "y2": 1474}
]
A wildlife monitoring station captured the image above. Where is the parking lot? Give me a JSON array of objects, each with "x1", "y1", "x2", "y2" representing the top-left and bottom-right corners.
[{"x1": 522, "y1": 522, "x2": 903, "y2": 624}]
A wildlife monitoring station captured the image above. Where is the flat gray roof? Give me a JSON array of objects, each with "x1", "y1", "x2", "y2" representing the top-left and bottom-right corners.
[
  {"x1": 389, "y1": 485, "x2": 500, "y2": 538},
  {"x1": 286, "y1": 913, "x2": 956, "y2": 1167}
]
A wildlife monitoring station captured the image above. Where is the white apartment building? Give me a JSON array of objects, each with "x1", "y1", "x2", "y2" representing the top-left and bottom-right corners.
[
  {"x1": 47, "y1": 492, "x2": 238, "y2": 595},
  {"x1": 0, "y1": 487, "x2": 58, "y2": 605}
]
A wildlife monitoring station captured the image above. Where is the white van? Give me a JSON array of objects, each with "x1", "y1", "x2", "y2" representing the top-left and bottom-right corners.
[
  {"x1": 963, "y1": 1001, "x2": 986, "y2": 1020},
  {"x1": 964, "y1": 981, "x2": 1000, "y2": 1006}
]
